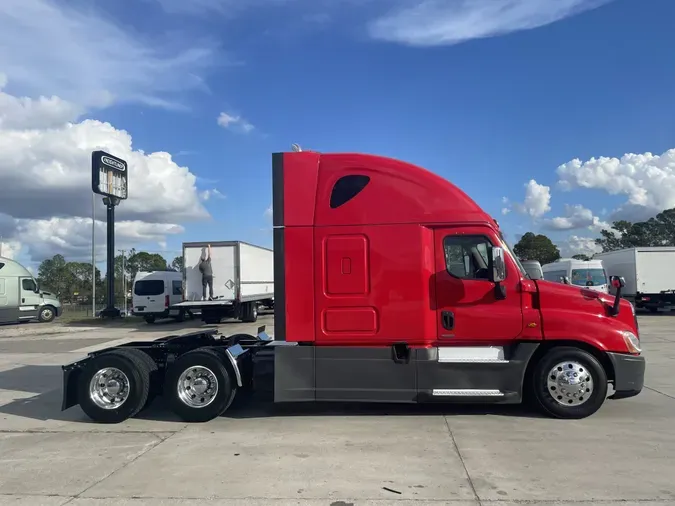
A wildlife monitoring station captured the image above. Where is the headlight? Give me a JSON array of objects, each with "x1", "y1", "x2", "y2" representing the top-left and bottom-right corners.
[{"x1": 620, "y1": 330, "x2": 641, "y2": 354}]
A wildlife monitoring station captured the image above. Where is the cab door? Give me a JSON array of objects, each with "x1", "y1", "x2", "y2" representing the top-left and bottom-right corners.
[
  {"x1": 19, "y1": 277, "x2": 41, "y2": 320},
  {"x1": 434, "y1": 228, "x2": 523, "y2": 343}
]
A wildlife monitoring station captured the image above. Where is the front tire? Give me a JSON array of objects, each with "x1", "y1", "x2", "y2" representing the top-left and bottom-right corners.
[
  {"x1": 165, "y1": 348, "x2": 235, "y2": 423},
  {"x1": 38, "y1": 305, "x2": 56, "y2": 323},
  {"x1": 77, "y1": 349, "x2": 152, "y2": 423},
  {"x1": 531, "y1": 346, "x2": 608, "y2": 419}
]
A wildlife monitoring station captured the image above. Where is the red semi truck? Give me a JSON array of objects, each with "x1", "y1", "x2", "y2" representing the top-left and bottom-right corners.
[{"x1": 61, "y1": 150, "x2": 645, "y2": 423}]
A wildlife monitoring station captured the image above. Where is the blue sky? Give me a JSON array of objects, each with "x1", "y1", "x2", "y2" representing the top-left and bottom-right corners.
[{"x1": 1, "y1": 0, "x2": 675, "y2": 270}]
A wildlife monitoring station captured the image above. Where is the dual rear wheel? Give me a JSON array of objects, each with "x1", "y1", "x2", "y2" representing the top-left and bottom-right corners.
[{"x1": 77, "y1": 347, "x2": 237, "y2": 424}]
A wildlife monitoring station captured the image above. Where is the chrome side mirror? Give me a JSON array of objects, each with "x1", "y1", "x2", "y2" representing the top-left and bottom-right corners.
[{"x1": 491, "y1": 247, "x2": 506, "y2": 283}]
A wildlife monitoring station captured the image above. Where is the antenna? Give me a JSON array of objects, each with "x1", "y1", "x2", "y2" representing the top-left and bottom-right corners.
[{"x1": 291, "y1": 143, "x2": 302, "y2": 152}]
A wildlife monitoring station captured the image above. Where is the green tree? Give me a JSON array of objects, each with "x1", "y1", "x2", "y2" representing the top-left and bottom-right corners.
[
  {"x1": 125, "y1": 249, "x2": 168, "y2": 279},
  {"x1": 572, "y1": 254, "x2": 591, "y2": 261},
  {"x1": 170, "y1": 255, "x2": 183, "y2": 271},
  {"x1": 595, "y1": 208, "x2": 675, "y2": 252},
  {"x1": 513, "y1": 232, "x2": 561, "y2": 265},
  {"x1": 37, "y1": 254, "x2": 74, "y2": 300}
]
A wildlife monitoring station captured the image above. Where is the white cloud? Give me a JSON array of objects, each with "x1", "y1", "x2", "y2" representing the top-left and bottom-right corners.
[
  {"x1": 199, "y1": 188, "x2": 226, "y2": 201},
  {"x1": 13, "y1": 218, "x2": 184, "y2": 261},
  {"x1": 543, "y1": 204, "x2": 610, "y2": 232},
  {"x1": 556, "y1": 148, "x2": 675, "y2": 221},
  {"x1": 0, "y1": 0, "x2": 216, "y2": 111},
  {"x1": 217, "y1": 112, "x2": 255, "y2": 133},
  {"x1": 0, "y1": 85, "x2": 210, "y2": 262},
  {"x1": 0, "y1": 79, "x2": 82, "y2": 129},
  {"x1": 368, "y1": 0, "x2": 612, "y2": 47},
  {"x1": 558, "y1": 235, "x2": 602, "y2": 259},
  {"x1": 0, "y1": 240, "x2": 21, "y2": 259},
  {"x1": 264, "y1": 205, "x2": 273, "y2": 218},
  {"x1": 512, "y1": 179, "x2": 551, "y2": 218}
]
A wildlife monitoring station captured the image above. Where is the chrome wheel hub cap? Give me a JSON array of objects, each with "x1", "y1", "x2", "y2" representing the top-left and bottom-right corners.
[
  {"x1": 177, "y1": 366, "x2": 218, "y2": 408},
  {"x1": 547, "y1": 361, "x2": 594, "y2": 406},
  {"x1": 89, "y1": 367, "x2": 130, "y2": 410}
]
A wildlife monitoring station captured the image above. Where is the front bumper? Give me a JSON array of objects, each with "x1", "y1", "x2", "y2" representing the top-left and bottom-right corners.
[{"x1": 607, "y1": 352, "x2": 645, "y2": 400}]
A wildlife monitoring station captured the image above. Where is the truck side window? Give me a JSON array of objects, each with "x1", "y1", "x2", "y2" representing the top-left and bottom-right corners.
[
  {"x1": 0, "y1": 262, "x2": 4, "y2": 270},
  {"x1": 22, "y1": 279, "x2": 36, "y2": 291},
  {"x1": 444, "y1": 236, "x2": 493, "y2": 280},
  {"x1": 172, "y1": 280, "x2": 182, "y2": 295},
  {"x1": 330, "y1": 175, "x2": 370, "y2": 208}
]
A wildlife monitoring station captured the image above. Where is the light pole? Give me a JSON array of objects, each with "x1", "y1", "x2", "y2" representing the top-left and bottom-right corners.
[
  {"x1": 119, "y1": 249, "x2": 126, "y2": 315},
  {"x1": 92, "y1": 192, "x2": 96, "y2": 317}
]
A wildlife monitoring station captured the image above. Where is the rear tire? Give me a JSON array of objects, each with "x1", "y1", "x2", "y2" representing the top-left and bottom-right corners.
[
  {"x1": 165, "y1": 348, "x2": 235, "y2": 423},
  {"x1": 241, "y1": 302, "x2": 258, "y2": 323},
  {"x1": 144, "y1": 315, "x2": 156, "y2": 324},
  {"x1": 77, "y1": 349, "x2": 152, "y2": 423},
  {"x1": 531, "y1": 346, "x2": 607, "y2": 419}
]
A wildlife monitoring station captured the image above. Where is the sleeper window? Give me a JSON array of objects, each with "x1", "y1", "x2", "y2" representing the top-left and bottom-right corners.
[{"x1": 444, "y1": 236, "x2": 493, "y2": 280}]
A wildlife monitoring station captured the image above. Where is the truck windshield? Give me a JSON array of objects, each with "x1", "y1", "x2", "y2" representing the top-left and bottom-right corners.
[
  {"x1": 571, "y1": 268, "x2": 607, "y2": 287},
  {"x1": 499, "y1": 234, "x2": 527, "y2": 277}
]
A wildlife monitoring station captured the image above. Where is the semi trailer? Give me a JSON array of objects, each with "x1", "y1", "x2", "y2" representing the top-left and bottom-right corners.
[
  {"x1": 173, "y1": 241, "x2": 274, "y2": 324},
  {"x1": 60, "y1": 149, "x2": 645, "y2": 424}
]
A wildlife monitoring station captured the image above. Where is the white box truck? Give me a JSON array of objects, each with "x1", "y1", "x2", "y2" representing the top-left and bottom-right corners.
[
  {"x1": 174, "y1": 241, "x2": 274, "y2": 324},
  {"x1": 595, "y1": 247, "x2": 675, "y2": 312}
]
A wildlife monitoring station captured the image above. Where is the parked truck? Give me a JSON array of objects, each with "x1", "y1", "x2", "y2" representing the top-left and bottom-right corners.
[
  {"x1": 173, "y1": 241, "x2": 274, "y2": 324},
  {"x1": 595, "y1": 247, "x2": 675, "y2": 312},
  {"x1": 0, "y1": 256, "x2": 62, "y2": 324},
  {"x1": 60, "y1": 149, "x2": 645, "y2": 424}
]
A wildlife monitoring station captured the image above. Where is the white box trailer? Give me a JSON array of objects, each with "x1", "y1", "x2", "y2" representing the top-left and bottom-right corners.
[
  {"x1": 595, "y1": 247, "x2": 675, "y2": 312},
  {"x1": 174, "y1": 241, "x2": 274, "y2": 323}
]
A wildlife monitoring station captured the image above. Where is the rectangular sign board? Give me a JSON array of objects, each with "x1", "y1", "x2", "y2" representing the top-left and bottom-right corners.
[{"x1": 92, "y1": 151, "x2": 128, "y2": 199}]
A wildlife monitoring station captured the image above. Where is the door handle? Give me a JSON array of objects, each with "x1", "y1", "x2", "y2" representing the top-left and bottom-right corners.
[
  {"x1": 442, "y1": 311, "x2": 454, "y2": 330},
  {"x1": 22, "y1": 298, "x2": 25, "y2": 303}
]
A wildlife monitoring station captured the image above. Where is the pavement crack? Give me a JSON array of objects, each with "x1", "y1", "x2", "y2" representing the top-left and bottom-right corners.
[
  {"x1": 62, "y1": 429, "x2": 183, "y2": 503},
  {"x1": 644, "y1": 385, "x2": 675, "y2": 400},
  {"x1": 443, "y1": 415, "x2": 481, "y2": 505}
]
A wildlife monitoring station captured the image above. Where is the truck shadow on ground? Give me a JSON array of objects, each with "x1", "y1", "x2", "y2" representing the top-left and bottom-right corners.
[{"x1": 0, "y1": 365, "x2": 546, "y2": 425}]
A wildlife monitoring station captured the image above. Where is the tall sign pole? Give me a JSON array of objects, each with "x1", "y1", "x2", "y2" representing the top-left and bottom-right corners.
[{"x1": 92, "y1": 151, "x2": 128, "y2": 318}]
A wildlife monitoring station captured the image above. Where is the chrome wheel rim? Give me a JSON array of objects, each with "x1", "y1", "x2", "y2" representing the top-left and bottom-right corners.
[
  {"x1": 89, "y1": 367, "x2": 130, "y2": 410},
  {"x1": 41, "y1": 309, "x2": 53, "y2": 320},
  {"x1": 547, "y1": 361, "x2": 594, "y2": 406},
  {"x1": 177, "y1": 366, "x2": 218, "y2": 408}
]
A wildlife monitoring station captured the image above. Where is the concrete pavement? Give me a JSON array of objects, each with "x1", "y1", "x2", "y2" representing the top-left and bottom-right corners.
[{"x1": 0, "y1": 313, "x2": 673, "y2": 505}]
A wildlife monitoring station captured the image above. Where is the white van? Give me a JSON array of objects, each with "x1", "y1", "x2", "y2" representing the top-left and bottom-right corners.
[
  {"x1": 132, "y1": 271, "x2": 185, "y2": 324},
  {"x1": 521, "y1": 260, "x2": 544, "y2": 280},
  {"x1": 0, "y1": 256, "x2": 62, "y2": 324},
  {"x1": 541, "y1": 258, "x2": 608, "y2": 293}
]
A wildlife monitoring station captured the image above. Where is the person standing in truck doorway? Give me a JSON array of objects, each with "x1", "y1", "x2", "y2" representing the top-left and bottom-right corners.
[{"x1": 199, "y1": 244, "x2": 214, "y2": 301}]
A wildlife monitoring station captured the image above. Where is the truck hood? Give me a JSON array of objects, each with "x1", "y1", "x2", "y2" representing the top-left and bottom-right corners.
[
  {"x1": 535, "y1": 279, "x2": 628, "y2": 314},
  {"x1": 534, "y1": 279, "x2": 638, "y2": 350}
]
